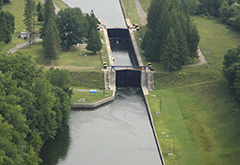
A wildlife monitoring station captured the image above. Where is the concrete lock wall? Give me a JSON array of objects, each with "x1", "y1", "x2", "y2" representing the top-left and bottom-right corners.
[{"x1": 107, "y1": 28, "x2": 139, "y2": 66}]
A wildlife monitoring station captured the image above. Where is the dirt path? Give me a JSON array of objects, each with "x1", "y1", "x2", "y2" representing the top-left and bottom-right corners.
[
  {"x1": 187, "y1": 47, "x2": 207, "y2": 66},
  {"x1": 43, "y1": 65, "x2": 95, "y2": 70},
  {"x1": 134, "y1": 0, "x2": 147, "y2": 26}
]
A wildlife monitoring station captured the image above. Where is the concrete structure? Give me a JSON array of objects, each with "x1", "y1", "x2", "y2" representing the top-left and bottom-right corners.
[{"x1": 72, "y1": 89, "x2": 116, "y2": 109}]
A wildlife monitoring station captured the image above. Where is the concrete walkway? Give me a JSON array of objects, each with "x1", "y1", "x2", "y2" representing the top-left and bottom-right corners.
[{"x1": 7, "y1": 37, "x2": 42, "y2": 54}]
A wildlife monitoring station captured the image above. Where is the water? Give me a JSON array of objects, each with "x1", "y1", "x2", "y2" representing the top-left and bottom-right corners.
[
  {"x1": 62, "y1": 0, "x2": 126, "y2": 27},
  {"x1": 40, "y1": 0, "x2": 162, "y2": 164},
  {"x1": 40, "y1": 88, "x2": 161, "y2": 165},
  {"x1": 111, "y1": 39, "x2": 132, "y2": 66}
]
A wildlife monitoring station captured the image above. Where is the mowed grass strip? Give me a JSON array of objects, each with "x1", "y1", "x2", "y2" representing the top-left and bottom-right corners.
[
  {"x1": 138, "y1": 0, "x2": 151, "y2": 13},
  {"x1": 71, "y1": 86, "x2": 113, "y2": 104},
  {"x1": 53, "y1": 0, "x2": 69, "y2": 10},
  {"x1": 173, "y1": 80, "x2": 240, "y2": 164},
  {"x1": 147, "y1": 89, "x2": 200, "y2": 165},
  {"x1": 17, "y1": 35, "x2": 108, "y2": 71},
  {"x1": 121, "y1": 0, "x2": 140, "y2": 25},
  {"x1": 192, "y1": 16, "x2": 240, "y2": 71}
]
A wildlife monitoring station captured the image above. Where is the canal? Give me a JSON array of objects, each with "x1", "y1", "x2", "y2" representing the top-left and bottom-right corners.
[{"x1": 40, "y1": 0, "x2": 162, "y2": 164}]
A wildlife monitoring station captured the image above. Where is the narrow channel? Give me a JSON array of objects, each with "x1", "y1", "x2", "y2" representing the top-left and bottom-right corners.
[{"x1": 40, "y1": 0, "x2": 161, "y2": 164}]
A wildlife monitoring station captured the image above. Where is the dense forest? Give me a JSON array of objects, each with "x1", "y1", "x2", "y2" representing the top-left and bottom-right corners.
[
  {"x1": 0, "y1": 53, "x2": 72, "y2": 164},
  {"x1": 142, "y1": 0, "x2": 200, "y2": 71},
  {"x1": 0, "y1": 0, "x2": 102, "y2": 163},
  {"x1": 0, "y1": 0, "x2": 14, "y2": 44}
]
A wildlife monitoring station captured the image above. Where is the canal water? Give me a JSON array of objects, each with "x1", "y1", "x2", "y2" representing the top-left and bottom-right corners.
[
  {"x1": 61, "y1": 0, "x2": 126, "y2": 28},
  {"x1": 40, "y1": 0, "x2": 162, "y2": 164}
]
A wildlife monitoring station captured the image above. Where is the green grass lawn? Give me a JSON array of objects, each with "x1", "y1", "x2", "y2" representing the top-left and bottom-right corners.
[
  {"x1": 121, "y1": 0, "x2": 140, "y2": 25},
  {"x1": 17, "y1": 33, "x2": 108, "y2": 71},
  {"x1": 71, "y1": 86, "x2": 113, "y2": 103},
  {"x1": 2, "y1": 0, "x2": 43, "y2": 52},
  {"x1": 53, "y1": 0, "x2": 69, "y2": 10},
  {"x1": 138, "y1": 0, "x2": 151, "y2": 13},
  {"x1": 133, "y1": 1, "x2": 240, "y2": 164},
  {"x1": 147, "y1": 17, "x2": 240, "y2": 165}
]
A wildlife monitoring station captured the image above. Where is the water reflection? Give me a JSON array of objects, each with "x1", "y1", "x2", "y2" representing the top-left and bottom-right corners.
[
  {"x1": 40, "y1": 88, "x2": 161, "y2": 165},
  {"x1": 40, "y1": 125, "x2": 70, "y2": 165},
  {"x1": 111, "y1": 39, "x2": 132, "y2": 66}
]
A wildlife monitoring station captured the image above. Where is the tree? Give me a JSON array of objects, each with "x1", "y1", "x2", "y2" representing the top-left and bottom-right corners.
[
  {"x1": 188, "y1": 21, "x2": 200, "y2": 63},
  {"x1": 86, "y1": 28, "x2": 102, "y2": 54},
  {"x1": 46, "y1": 67, "x2": 71, "y2": 91},
  {"x1": 144, "y1": 38, "x2": 154, "y2": 60},
  {"x1": 155, "y1": 4, "x2": 172, "y2": 56},
  {"x1": 0, "y1": 11, "x2": 12, "y2": 43},
  {"x1": 223, "y1": 45, "x2": 240, "y2": 85},
  {"x1": 37, "y1": 7, "x2": 44, "y2": 22},
  {"x1": 37, "y1": 2, "x2": 44, "y2": 22},
  {"x1": 180, "y1": 0, "x2": 200, "y2": 14},
  {"x1": 86, "y1": 10, "x2": 98, "y2": 38},
  {"x1": 4, "y1": 11, "x2": 15, "y2": 34},
  {"x1": 140, "y1": 29, "x2": 154, "y2": 50},
  {"x1": 40, "y1": 0, "x2": 55, "y2": 38},
  {"x1": 172, "y1": 9, "x2": 190, "y2": 65},
  {"x1": 42, "y1": 17, "x2": 61, "y2": 66},
  {"x1": 36, "y1": 2, "x2": 41, "y2": 12},
  {"x1": 162, "y1": 27, "x2": 180, "y2": 71},
  {"x1": 219, "y1": 1, "x2": 232, "y2": 22},
  {"x1": 23, "y1": 0, "x2": 34, "y2": 47},
  {"x1": 0, "y1": 0, "x2": 3, "y2": 10},
  {"x1": 56, "y1": 8, "x2": 86, "y2": 48}
]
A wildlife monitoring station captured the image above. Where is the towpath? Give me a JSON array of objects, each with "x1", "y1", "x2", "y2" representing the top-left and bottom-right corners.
[{"x1": 134, "y1": 0, "x2": 147, "y2": 26}]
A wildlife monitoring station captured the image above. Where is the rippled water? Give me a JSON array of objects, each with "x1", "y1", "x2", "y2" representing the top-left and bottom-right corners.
[
  {"x1": 40, "y1": 1, "x2": 162, "y2": 164},
  {"x1": 62, "y1": 0, "x2": 126, "y2": 27},
  {"x1": 40, "y1": 88, "x2": 161, "y2": 165}
]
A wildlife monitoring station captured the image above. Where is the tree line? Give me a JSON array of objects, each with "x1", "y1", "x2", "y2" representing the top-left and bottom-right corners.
[
  {"x1": 173, "y1": 0, "x2": 240, "y2": 31},
  {"x1": 142, "y1": 0, "x2": 200, "y2": 71},
  {"x1": 0, "y1": 0, "x2": 14, "y2": 44},
  {"x1": 0, "y1": 52, "x2": 72, "y2": 164}
]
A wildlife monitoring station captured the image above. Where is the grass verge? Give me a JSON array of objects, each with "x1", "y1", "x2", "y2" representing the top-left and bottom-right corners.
[
  {"x1": 131, "y1": 1, "x2": 240, "y2": 164},
  {"x1": 71, "y1": 86, "x2": 113, "y2": 104}
]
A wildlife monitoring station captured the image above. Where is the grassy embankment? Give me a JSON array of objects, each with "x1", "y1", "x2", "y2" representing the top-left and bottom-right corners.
[
  {"x1": 122, "y1": 0, "x2": 240, "y2": 164},
  {"x1": 3, "y1": 0, "x2": 110, "y2": 104}
]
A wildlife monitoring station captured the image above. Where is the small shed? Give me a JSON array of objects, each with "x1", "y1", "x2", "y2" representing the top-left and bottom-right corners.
[{"x1": 19, "y1": 30, "x2": 30, "y2": 39}]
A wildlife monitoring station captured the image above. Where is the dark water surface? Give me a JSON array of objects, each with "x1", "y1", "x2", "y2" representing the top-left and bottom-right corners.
[
  {"x1": 111, "y1": 39, "x2": 132, "y2": 66},
  {"x1": 40, "y1": 88, "x2": 161, "y2": 165}
]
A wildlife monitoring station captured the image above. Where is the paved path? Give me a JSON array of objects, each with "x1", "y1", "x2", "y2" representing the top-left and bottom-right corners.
[
  {"x1": 8, "y1": 1, "x2": 60, "y2": 54},
  {"x1": 134, "y1": 0, "x2": 147, "y2": 26},
  {"x1": 7, "y1": 37, "x2": 42, "y2": 54}
]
